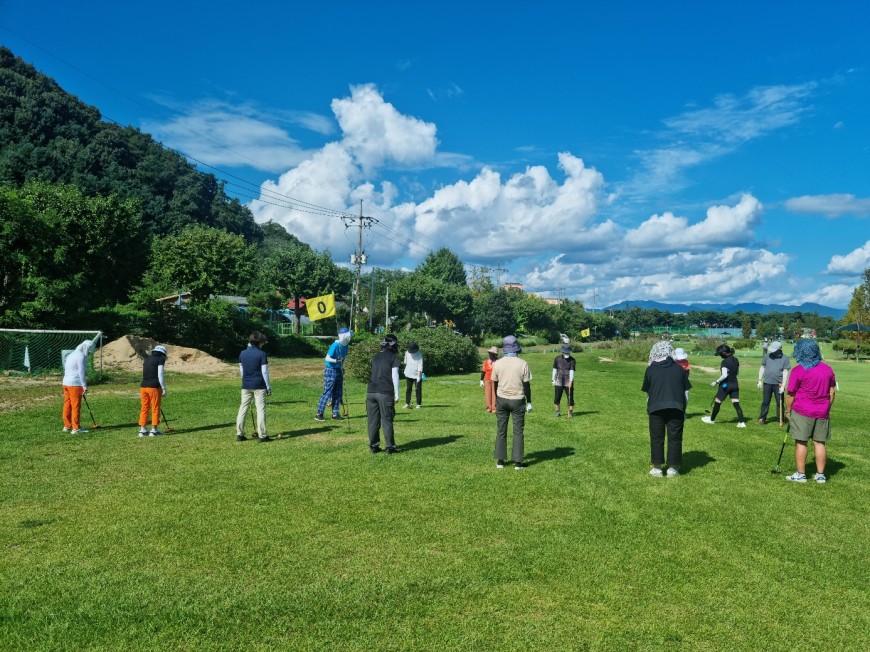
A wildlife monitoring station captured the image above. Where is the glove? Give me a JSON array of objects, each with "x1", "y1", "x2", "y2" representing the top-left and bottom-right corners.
[
  {"x1": 162, "y1": 388, "x2": 167, "y2": 396},
  {"x1": 526, "y1": 403, "x2": 533, "y2": 413},
  {"x1": 757, "y1": 381, "x2": 762, "y2": 390},
  {"x1": 710, "y1": 381, "x2": 718, "y2": 387},
  {"x1": 778, "y1": 385, "x2": 784, "y2": 395},
  {"x1": 552, "y1": 379, "x2": 557, "y2": 385},
  {"x1": 480, "y1": 380, "x2": 485, "y2": 387},
  {"x1": 266, "y1": 388, "x2": 272, "y2": 396}
]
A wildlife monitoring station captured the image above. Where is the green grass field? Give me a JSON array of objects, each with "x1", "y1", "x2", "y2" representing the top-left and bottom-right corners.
[{"x1": 2, "y1": 350, "x2": 868, "y2": 651}]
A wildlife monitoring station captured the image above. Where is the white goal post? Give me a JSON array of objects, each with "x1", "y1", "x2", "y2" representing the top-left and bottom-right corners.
[{"x1": 0, "y1": 329, "x2": 103, "y2": 376}]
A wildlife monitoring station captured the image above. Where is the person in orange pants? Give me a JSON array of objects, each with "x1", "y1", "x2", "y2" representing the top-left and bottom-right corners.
[
  {"x1": 139, "y1": 345, "x2": 168, "y2": 436},
  {"x1": 62, "y1": 340, "x2": 91, "y2": 434},
  {"x1": 480, "y1": 346, "x2": 498, "y2": 413}
]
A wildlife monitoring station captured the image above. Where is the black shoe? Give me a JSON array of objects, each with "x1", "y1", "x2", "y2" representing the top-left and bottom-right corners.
[
  {"x1": 314, "y1": 414, "x2": 325, "y2": 422},
  {"x1": 331, "y1": 414, "x2": 344, "y2": 420},
  {"x1": 236, "y1": 434, "x2": 248, "y2": 441},
  {"x1": 257, "y1": 435, "x2": 272, "y2": 443},
  {"x1": 386, "y1": 447, "x2": 398, "y2": 454},
  {"x1": 370, "y1": 446, "x2": 382, "y2": 454}
]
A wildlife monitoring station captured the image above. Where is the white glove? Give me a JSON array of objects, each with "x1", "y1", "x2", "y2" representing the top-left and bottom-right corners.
[
  {"x1": 526, "y1": 403, "x2": 533, "y2": 413},
  {"x1": 480, "y1": 380, "x2": 485, "y2": 387},
  {"x1": 778, "y1": 385, "x2": 784, "y2": 395},
  {"x1": 162, "y1": 388, "x2": 167, "y2": 396},
  {"x1": 757, "y1": 381, "x2": 762, "y2": 390},
  {"x1": 82, "y1": 388, "x2": 88, "y2": 395},
  {"x1": 551, "y1": 379, "x2": 556, "y2": 385},
  {"x1": 710, "y1": 381, "x2": 718, "y2": 387},
  {"x1": 266, "y1": 388, "x2": 272, "y2": 396}
]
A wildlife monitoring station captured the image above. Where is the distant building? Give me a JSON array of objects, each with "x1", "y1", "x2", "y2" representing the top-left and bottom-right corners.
[{"x1": 503, "y1": 282, "x2": 524, "y2": 292}]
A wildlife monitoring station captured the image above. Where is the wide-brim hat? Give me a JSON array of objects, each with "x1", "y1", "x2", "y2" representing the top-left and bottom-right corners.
[
  {"x1": 768, "y1": 341, "x2": 782, "y2": 353},
  {"x1": 673, "y1": 347, "x2": 688, "y2": 361},
  {"x1": 407, "y1": 342, "x2": 419, "y2": 353},
  {"x1": 487, "y1": 346, "x2": 498, "y2": 354},
  {"x1": 152, "y1": 345, "x2": 167, "y2": 355},
  {"x1": 560, "y1": 344, "x2": 572, "y2": 354},
  {"x1": 502, "y1": 335, "x2": 522, "y2": 354}
]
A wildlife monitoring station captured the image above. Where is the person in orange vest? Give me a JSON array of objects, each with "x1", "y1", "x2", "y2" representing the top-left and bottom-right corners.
[{"x1": 480, "y1": 346, "x2": 498, "y2": 413}]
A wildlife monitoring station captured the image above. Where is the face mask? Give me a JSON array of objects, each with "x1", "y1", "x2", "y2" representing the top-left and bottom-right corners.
[{"x1": 489, "y1": 354, "x2": 498, "y2": 360}]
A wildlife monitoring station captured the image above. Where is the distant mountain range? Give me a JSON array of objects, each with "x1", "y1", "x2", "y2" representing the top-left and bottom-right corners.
[{"x1": 605, "y1": 300, "x2": 846, "y2": 319}]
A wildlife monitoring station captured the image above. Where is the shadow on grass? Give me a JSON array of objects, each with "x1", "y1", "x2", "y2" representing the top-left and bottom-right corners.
[
  {"x1": 525, "y1": 446, "x2": 575, "y2": 466},
  {"x1": 90, "y1": 422, "x2": 140, "y2": 431},
  {"x1": 277, "y1": 426, "x2": 336, "y2": 439},
  {"x1": 808, "y1": 456, "x2": 845, "y2": 478},
  {"x1": 400, "y1": 434, "x2": 463, "y2": 451},
  {"x1": 564, "y1": 410, "x2": 598, "y2": 417},
  {"x1": 167, "y1": 422, "x2": 235, "y2": 435},
  {"x1": 269, "y1": 399, "x2": 304, "y2": 406},
  {"x1": 680, "y1": 450, "x2": 715, "y2": 474}
]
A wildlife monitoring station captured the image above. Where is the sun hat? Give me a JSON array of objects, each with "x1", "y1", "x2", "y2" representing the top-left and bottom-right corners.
[
  {"x1": 152, "y1": 345, "x2": 167, "y2": 355},
  {"x1": 407, "y1": 342, "x2": 419, "y2": 353},
  {"x1": 768, "y1": 341, "x2": 782, "y2": 353},
  {"x1": 673, "y1": 347, "x2": 688, "y2": 361},
  {"x1": 502, "y1": 335, "x2": 522, "y2": 354},
  {"x1": 560, "y1": 344, "x2": 572, "y2": 354},
  {"x1": 487, "y1": 346, "x2": 498, "y2": 354}
]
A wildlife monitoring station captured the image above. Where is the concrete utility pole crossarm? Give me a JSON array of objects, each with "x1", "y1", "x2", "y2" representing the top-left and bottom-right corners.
[{"x1": 343, "y1": 201, "x2": 375, "y2": 332}]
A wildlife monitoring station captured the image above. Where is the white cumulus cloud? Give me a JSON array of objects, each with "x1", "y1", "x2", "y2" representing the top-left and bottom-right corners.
[
  {"x1": 785, "y1": 194, "x2": 870, "y2": 218},
  {"x1": 825, "y1": 240, "x2": 870, "y2": 275}
]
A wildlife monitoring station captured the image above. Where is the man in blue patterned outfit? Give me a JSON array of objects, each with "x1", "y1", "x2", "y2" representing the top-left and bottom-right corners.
[{"x1": 315, "y1": 327, "x2": 352, "y2": 421}]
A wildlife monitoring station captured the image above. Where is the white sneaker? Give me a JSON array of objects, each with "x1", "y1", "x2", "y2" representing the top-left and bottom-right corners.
[
  {"x1": 403, "y1": 404, "x2": 410, "y2": 409},
  {"x1": 814, "y1": 473, "x2": 827, "y2": 484},
  {"x1": 62, "y1": 427, "x2": 71, "y2": 433},
  {"x1": 149, "y1": 429, "x2": 162, "y2": 436},
  {"x1": 649, "y1": 468, "x2": 663, "y2": 477},
  {"x1": 701, "y1": 416, "x2": 715, "y2": 424},
  {"x1": 138, "y1": 427, "x2": 148, "y2": 437},
  {"x1": 786, "y1": 472, "x2": 807, "y2": 483},
  {"x1": 736, "y1": 421, "x2": 747, "y2": 428},
  {"x1": 666, "y1": 467, "x2": 680, "y2": 477},
  {"x1": 415, "y1": 405, "x2": 421, "y2": 409},
  {"x1": 70, "y1": 429, "x2": 89, "y2": 434}
]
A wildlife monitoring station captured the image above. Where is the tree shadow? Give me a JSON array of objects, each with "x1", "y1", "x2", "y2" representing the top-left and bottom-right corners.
[
  {"x1": 680, "y1": 450, "x2": 715, "y2": 474},
  {"x1": 399, "y1": 434, "x2": 463, "y2": 451},
  {"x1": 525, "y1": 446, "x2": 575, "y2": 466}
]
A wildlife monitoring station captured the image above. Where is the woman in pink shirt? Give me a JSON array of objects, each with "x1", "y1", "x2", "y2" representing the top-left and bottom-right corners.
[{"x1": 785, "y1": 339, "x2": 836, "y2": 484}]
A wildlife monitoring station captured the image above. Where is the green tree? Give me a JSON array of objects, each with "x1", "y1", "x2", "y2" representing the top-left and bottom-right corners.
[
  {"x1": 513, "y1": 294, "x2": 559, "y2": 341},
  {"x1": 741, "y1": 315, "x2": 752, "y2": 339},
  {"x1": 0, "y1": 182, "x2": 146, "y2": 326},
  {"x1": 841, "y1": 268, "x2": 870, "y2": 354},
  {"x1": 257, "y1": 243, "x2": 351, "y2": 332},
  {"x1": 417, "y1": 248, "x2": 467, "y2": 286},
  {"x1": 392, "y1": 273, "x2": 473, "y2": 331},
  {"x1": 472, "y1": 290, "x2": 517, "y2": 336},
  {"x1": 141, "y1": 225, "x2": 254, "y2": 302}
]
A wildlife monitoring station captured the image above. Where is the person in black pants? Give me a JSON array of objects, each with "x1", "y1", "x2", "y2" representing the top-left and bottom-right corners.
[
  {"x1": 366, "y1": 333, "x2": 400, "y2": 454},
  {"x1": 702, "y1": 344, "x2": 747, "y2": 427},
  {"x1": 642, "y1": 341, "x2": 691, "y2": 477}
]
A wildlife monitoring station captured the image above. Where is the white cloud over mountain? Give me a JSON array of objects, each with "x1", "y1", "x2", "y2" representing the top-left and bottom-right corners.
[{"x1": 825, "y1": 240, "x2": 870, "y2": 275}]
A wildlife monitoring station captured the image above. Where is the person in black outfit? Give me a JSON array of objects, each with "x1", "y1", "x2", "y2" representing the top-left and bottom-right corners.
[
  {"x1": 702, "y1": 344, "x2": 747, "y2": 427},
  {"x1": 552, "y1": 344, "x2": 576, "y2": 418},
  {"x1": 138, "y1": 345, "x2": 168, "y2": 436},
  {"x1": 366, "y1": 333, "x2": 400, "y2": 454},
  {"x1": 642, "y1": 341, "x2": 691, "y2": 477}
]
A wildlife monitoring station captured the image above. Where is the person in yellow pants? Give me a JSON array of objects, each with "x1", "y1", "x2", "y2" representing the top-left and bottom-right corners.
[
  {"x1": 62, "y1": 340, "x2": 91, "y2": 434},
  {"x1": 139, "y1": 345, "x2": 168, "y2": 436}
]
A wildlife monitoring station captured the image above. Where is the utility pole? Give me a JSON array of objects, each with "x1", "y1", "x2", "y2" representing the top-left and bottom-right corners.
[
  {"x1": 493, "y1": 261, "x2": 508, "y2": 289},
  {"x1": 342, "y1": 201, "x2": 375, "y2": 332}
]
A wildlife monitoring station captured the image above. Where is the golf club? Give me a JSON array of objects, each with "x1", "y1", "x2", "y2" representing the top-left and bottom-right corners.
[
  {"x1": 705, "y1": 382, "x2": 727, "y2": 414},
  {"x1": 82, "y1": 394, "x2": 101, "y2": 429},
  {"x1": 777, "y1": 388, "x2": 784, "y2": 428},
  {"x1": 771, "y1": 419, "x2": 791, "y2": 474},
  {"x1": 160, "y1": 407, "x2": 174, "y2": 433}
]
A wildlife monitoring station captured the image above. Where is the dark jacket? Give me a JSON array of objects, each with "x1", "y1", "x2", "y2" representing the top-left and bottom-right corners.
[{"x1": 642, "y1": 358, "x2": 691, "y2": 413}]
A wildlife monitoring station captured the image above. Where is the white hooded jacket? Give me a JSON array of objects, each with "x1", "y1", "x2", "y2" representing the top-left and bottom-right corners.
[{"x1": 62, "y1": 340, "x2": 91, "y2": 388}]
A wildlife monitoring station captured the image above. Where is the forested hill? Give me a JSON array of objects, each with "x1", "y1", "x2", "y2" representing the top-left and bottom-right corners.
[{"x1": 0, "y1": 46, "x2": 261, "y2": 243}]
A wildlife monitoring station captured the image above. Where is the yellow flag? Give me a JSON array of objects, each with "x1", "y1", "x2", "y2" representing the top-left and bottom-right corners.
[
  {"x1": 306, "y1": 293, "x2": 336, "y2": 321},
  {"x1": 580, "y1": 328, "x2": 591, "y2": 337}
]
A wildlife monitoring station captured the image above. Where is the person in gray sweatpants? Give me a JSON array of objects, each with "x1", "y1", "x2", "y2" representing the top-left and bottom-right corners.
[{"x1": 491, "y1": 335, "x2": 532, "y2": 470}]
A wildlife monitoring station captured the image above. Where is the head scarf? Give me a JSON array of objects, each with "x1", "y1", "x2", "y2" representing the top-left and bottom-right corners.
[
  {"x1": 648, "y1": 341, "x2": 674, "y2": 364},
  {"x1": 793, "y1": 339, "x2": 822, "y2": 370}
]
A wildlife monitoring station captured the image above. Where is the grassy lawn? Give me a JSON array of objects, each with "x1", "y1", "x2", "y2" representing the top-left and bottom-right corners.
[{"x1": 1, "y1": 349, "x2": 868, "y2": 651}]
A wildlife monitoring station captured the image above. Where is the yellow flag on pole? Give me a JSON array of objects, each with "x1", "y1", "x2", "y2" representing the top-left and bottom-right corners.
[
  {"x1": 306, "y1": 293, "x2": 336, "y2": 321},
  {"x1": 580, "y1": 328, "x2": 591, "y2": 338}
]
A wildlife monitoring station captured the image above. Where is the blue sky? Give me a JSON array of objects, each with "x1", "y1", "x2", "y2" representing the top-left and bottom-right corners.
[{"x1": 3, "y1": 1, "x2": 869, "y2": 309}]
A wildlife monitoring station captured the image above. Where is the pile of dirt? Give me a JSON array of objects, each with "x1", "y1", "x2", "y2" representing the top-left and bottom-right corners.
[{"x1": 100, "y1": 335, "x2": 233, "y2": 375}]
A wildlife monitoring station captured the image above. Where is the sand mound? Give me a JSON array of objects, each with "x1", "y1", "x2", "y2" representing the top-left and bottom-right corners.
[{"x1": 101, "y1": 335, "x2": 233, "y2": 375}]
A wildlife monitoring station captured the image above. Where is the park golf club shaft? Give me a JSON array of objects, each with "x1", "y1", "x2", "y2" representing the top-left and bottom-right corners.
[
  {"x1": 82, "y1": 394, "x2": 100, "y2": 428},
  {"x1": 771, "y1": 420, "x2": 791, "y2": 474},
  {"x1": 160, "y1": 407, "x2": 174, "y2": 432}
]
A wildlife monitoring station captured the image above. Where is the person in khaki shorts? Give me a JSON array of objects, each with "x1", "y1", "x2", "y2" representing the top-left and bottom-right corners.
[
  {"x1": 785, "y1": 339, "x2": 836, "y2": 484},
  {"x1": 491, "y1": 335, "x2": 532, "y2": 470}
]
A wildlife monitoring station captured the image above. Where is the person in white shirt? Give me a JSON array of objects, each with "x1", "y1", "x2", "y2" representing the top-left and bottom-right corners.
[
  {"x1": 402, "y1": 342, "x2": 424, "y2": 408},
  {"x1": 62, "y1": 340, "x2": 91, "y2": 434}
]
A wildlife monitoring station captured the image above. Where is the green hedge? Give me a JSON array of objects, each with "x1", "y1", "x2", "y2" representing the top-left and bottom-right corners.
[{"x1": 345, "y1": 327, "x2": 480, "y2": 383}]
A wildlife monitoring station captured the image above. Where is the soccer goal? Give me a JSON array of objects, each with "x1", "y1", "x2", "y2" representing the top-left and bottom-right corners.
[{"x1": 0, "y1": 329, "x2": 103, "y2": 376}]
